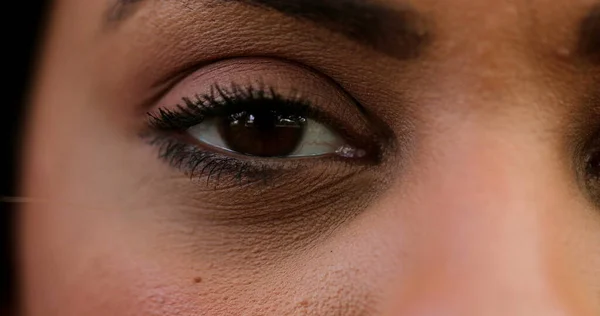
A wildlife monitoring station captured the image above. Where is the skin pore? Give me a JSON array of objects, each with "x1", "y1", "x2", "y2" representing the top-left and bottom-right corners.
[{"x1": 20, "y1": 0, "x2": 600, "y2": 315}]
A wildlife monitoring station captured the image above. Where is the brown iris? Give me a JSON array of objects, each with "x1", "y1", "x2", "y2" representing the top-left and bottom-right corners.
[{"x1": 217, "y1": 109, "x2": 307, "y2": 157}]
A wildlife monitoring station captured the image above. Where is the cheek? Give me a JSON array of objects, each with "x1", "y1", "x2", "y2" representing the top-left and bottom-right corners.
[
  {"x1": 22, "y1": 233, "x2": 228, "y2": 316},
  {"x1": 21, "y1": 205, "x2": 379, "y2": 316},
  {"x1": 75, "y1": 255, "x2": 224, "y2": 316},
  {"x1": 19, "y1": 203, "x2": 203, "y2": 315},
  {"x1": 48, "y1": 253, "x2": 377, "y2": 316}
]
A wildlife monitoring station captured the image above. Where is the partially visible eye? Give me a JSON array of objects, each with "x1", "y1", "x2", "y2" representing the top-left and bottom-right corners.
[
  {"x1": 581, "y1": 128, "x2": 600, "y2": 204},
  {"x1": 585, "y1": 144, "x2": 600, "y2": 193},
  {"x1": 586, "y1": 150, "x2": 600, "y2": 178},
  {"x1": 188, "y1": 107, "x2": 364, "y2": 158}
]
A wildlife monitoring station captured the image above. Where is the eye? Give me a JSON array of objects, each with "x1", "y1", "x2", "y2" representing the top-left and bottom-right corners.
[
  {"x1": 581, "y1": 127, "x2": 600, "y2": 205},
  {"x1": 188, "y1": 104, "x2": 364, "y2": 158},
  {"x1": 584, "y1": 142, "x2": 600, "y2": 198},
  {"x1": 145, "y1": 82, "x2": 378, "y2": 182},
  {"x1": 144, "y1": 59, "x2": 385, "y2": 184}
]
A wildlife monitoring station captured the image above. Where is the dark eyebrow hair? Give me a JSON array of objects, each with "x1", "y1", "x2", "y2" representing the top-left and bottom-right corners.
[
  {"x1": 579, "y1": 4, "x2": 600, "y2": 63},
  {"x1": 107, "y1": 0, "x2": 430, "y2": 60}
]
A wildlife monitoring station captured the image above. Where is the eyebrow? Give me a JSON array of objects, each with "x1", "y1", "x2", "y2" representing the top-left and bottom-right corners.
[
  {"x1": 579, "y1": 4, "x2": 600, "y2": 63},
  {"x1": 107, "y1": 0, "x2": 430, "y2": 60}
]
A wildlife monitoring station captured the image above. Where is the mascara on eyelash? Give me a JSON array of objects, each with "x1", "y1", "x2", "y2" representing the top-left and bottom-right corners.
[
  {"x1": 145, "y1": 134, "x2": 279, "y2": 186},
  {"x1": 147, "y1": 83, "x2": 316, "y2": 131}
]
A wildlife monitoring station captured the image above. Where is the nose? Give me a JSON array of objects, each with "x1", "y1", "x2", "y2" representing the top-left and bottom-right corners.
[{"x1": 379, "y1": 127, "x2": 597, "y2": 315}]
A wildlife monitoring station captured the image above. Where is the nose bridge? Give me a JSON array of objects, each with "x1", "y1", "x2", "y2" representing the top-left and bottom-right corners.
[
  {"x1": 380, "y1": 123, "x2": 591, "y2": 315},
  {"x1": 419, "y1": 126, "x2": 553, "y2": 287}
]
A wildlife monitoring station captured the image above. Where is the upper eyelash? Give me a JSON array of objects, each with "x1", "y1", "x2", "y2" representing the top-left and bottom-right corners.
[
  {"x1": 145, "y1": 134, "x2": 280, "y2": 186},
  {"x1": 147, "y1": 83, "x2": 316, "y2": 132}
]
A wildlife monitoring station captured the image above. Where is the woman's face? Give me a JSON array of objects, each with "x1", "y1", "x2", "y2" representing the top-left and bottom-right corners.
[{"x1": 20, "y1": 0, "x2": 600, "y2": 314}]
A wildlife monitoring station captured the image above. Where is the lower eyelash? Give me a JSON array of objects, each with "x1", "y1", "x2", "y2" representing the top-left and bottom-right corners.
[{"x1": 146, "y1": 134, "x2": 282, "y2": 186}]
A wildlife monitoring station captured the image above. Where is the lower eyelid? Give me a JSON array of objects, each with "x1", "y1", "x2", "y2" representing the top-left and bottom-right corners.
[
  {"x1": 145, "y1": 117, "x2": 386, "y2": 190},
  {"x1": 145, "y1": 116, "x2": 384, "y2": 183},
  {"x1": 145, "y1": 129, "x2": 379, "y2": 188},
  {"x1": 145, "y1": 134, "x2": 272, "y2": 184}
]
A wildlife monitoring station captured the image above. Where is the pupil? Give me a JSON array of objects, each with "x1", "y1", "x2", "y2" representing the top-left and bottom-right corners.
[{"x1": 217, "y1": 109, "x2": 307, "y2": 157}]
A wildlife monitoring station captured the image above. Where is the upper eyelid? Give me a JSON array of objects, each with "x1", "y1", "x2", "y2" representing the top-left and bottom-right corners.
[
  {"x1": 150, "y1": 58, "x2": 379, "y2": 136},
  {"x1": 148, "y1": 83, "x2": 315, "y2": 130},
  {"x1": 149, "y1": 82, "x2": 364, "y2": 147},
  {"x1": 98, "y1": 1, "x2": 410, "y2": 125}
]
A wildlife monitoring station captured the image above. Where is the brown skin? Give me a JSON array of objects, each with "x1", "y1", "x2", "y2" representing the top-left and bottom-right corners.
[{"x1": 20, "y1": 0, "x2": 600, "y2": 314}]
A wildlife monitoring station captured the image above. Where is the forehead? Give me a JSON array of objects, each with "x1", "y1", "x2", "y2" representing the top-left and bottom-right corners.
[
  {"x1": 88, "y1": 0, "x2": 600, "y2": 94},
  {"x1": 63, "y1": 0, "x2": 600, "y2": 100}
]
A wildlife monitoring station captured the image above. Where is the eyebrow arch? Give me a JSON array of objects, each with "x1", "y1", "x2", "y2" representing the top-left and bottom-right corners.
[
  {"x1": 107, "y1": 0, "x2": 430, "y2": 60},
  {"x1": 579, "y1": 4, "x2": 600, "y2": 63}
]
